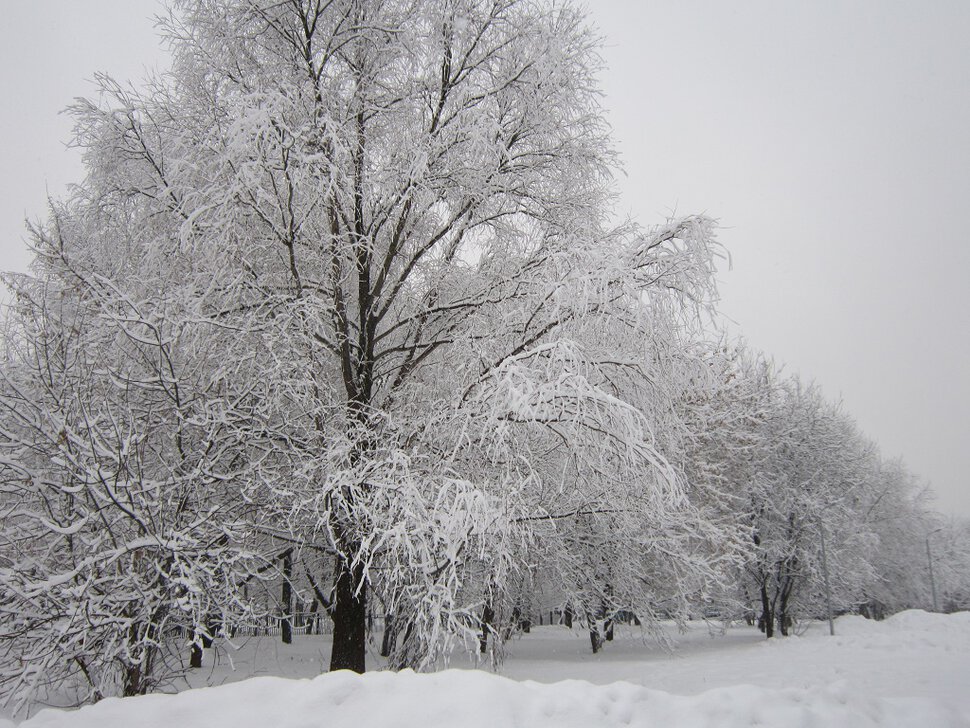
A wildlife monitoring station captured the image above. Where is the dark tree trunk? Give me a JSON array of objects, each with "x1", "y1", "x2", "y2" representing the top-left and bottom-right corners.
[
  {"x1": 281, "y1": 549, "x2": 293, "y2": 645},
  {"x1": 190, "y1": 640, "x2": 203, "y2": 669},
  {"x1": 480, "y1": 603, "x2": 495, "y2": 653},
  {"x1": 329, "y1": 554, "x2": 367, "y2": 672},
  {"x1": 776, "y1": 567, "x2": 795, "y2": 637},
  {"x1": 201, "y1": 626, "x2": 214, "y2": 648},
  {"x1": 589, "y1": 625, "x2": 602, "y2": 653},
  {"x1": 505, "y1": 604, "x2": 521, "y2": 640},
  {"x1": 777, "y1": 587, "x2": 793, "y2": 636},
  {"x1": 122, "y1": 622, "x2": 151, "y2": 695},
  {"x1": 564, "y1": 605, "x2": 573, "y2": 628},
  {"x1": 759, "y1": 582, "x2": 774, "y2": 638},
  {"x1": 778, "y1": 611, "x2": 791, "y2": 636},
  {"x1": 381, "y1": 612, "x2": 397, "y2": 658},
  {"x1": 601, "y1": 586, "x2": 614, "y2": 641},
  {"x1": 122, "y1": 665, "x2": 143, "y2": 697}
]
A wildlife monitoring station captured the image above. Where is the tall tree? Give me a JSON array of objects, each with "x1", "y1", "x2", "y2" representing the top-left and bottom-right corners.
[{"x1": 1, "y1": 0, "x2": 723, "y2": 689}]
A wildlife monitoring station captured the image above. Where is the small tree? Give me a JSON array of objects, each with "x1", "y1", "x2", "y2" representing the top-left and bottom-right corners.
[{"x1": 0, "y1": 213, "x2": 263, "y2": 711}]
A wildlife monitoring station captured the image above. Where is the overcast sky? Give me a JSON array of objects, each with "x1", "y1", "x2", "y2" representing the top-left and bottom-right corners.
[{"x1": 1, "y1": 1, "x2": 968, "y2": 516}]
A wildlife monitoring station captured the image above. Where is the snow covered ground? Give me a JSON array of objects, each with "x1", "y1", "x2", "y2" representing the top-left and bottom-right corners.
[{"x1": 7, "y1": 610, "x2": 969, "y2": 727}]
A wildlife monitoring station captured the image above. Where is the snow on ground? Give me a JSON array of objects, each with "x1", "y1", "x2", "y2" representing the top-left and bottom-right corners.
[
  {"x1": 501, "y1": 610, "x2": 970, "y2": 709},
  {"x1": 6, "y1": 610, "x2": 969, "y2": 727}
]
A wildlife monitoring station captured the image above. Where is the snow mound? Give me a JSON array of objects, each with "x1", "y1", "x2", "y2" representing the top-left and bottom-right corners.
[
  {"x1": 11, "y1": 669, "x2": 967, "y2": 728},
  {"x1": 827, "y1": 610, "x2": 970, "y2": 653},
  {"x1": 834, "y1": 609, "x2": 970, "y2": 637},
  {"x1": 883, "y1": 609, "x2": 970, "y2": 633}
]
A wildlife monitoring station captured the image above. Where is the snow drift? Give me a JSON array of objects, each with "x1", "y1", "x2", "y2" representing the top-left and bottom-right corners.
[
  {"x1": 7, "y1": 610, "x2": 969, "y2": 728},
  {"x1": 8, "y1": 668, "x2": 967, "y2": 728}
]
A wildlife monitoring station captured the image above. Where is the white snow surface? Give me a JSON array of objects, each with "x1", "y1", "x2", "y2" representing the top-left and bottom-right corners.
[{"x1": 7, "y1": 610, "x2": 969, "y2": 728}]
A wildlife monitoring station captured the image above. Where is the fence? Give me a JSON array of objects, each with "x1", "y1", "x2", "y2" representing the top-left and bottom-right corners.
[{"x1": 227, "y1": 612, "x2": 332, "y2": 638}]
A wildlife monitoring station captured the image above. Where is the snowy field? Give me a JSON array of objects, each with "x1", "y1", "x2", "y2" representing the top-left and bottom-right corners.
[{"x1": 7, "y1": 610, "x2": 969, "y2": 727}]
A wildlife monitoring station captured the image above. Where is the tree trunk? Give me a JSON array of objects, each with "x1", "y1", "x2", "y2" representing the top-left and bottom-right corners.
[
  {"x1": 777, "y1": 587, "x2": 792, "y2": 636},
  {"x1": 480, "y1": 603, "x2": 495, "y2": 654},
  {"x1": 201, "y1": 625, "x2": 214, "y2": 648},
  {"x1": 759, "y1": 582, "x2": 774, "y2": 638},
  {"x1": 281, "y1": 549, "x2": 293, "y2": 645},
  {"x1": 589, "y1": 625, "x2": 602, "y2": 653},
  {"x1": 777, "y1": 570, "x2": 794, "y2": 637},
  {"x1": 189, "y1": 640, "x2": 203, "y2": 669},
  {"x1": 381, "y1": 612, "x2": 397, "y2": 658},
  {"x1": 564, "y1": 605, "x2": 573, "y2": 628},
  {"x1": 329, "y1": 553, "x2": 367, "y2": 672},
  {"x1": 778, "y1": 610, "x2": 790, "y2": 636}
]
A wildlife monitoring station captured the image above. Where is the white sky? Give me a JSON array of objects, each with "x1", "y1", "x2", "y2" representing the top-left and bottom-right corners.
[{"x1": 1, "y1": 1, "x2": 968, "y2": 516}]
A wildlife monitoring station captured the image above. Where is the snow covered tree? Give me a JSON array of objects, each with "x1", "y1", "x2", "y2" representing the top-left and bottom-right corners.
[
  {"x1": 0, "y1": 206, "x2": 265, "y2": 710},
  {"x1": 672, "y1": 344, "x2": 775, "y2": 621},
  {"x1": 736, "y1": 376, "x2": 879, "y2": 636},
  {"x1": 933, "y1": 518, "x2": 970, "y2": 612},
  {"x1": 856, "y1": 459, "x2": 938, "y2": 617},
  {"x1": 674, "y1": 347, "x2": 898, "y2": 636},
  {"x1": 1, "y1": 0, "x2": 725, "y2": 690}
]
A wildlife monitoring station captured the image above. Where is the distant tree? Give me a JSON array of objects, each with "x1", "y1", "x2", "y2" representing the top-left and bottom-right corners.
[
  {"x1": 676, "y1": 348, "x2": 891, "y2": 637},
  {"x1": 740, "y1": 378, "x2": 879, "y2": 636},
  {"x1": 857, "y1": 460, "x2": 938, "y2": 617},
  {"x1": 923, "y1": 517, "x2": 970, "y2": 613}
]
